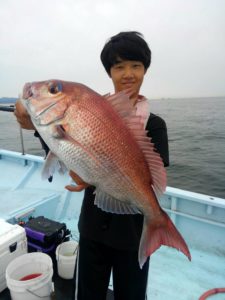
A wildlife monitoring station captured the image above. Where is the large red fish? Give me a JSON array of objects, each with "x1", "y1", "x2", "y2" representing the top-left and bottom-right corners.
[{"x1": 21, "y1": 79, "x2": 191, "y2": 268}]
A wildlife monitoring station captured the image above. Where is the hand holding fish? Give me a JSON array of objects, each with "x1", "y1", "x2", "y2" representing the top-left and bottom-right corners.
[
  {"x1": 14, "y1": 99, "x2": 35, "y2": 130},
  {"x1": 66, "y1": 170, "x2": 90, "y2": 192}
]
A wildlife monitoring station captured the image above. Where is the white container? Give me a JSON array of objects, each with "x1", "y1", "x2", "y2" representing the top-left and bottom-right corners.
[
  {"x1": 0, "y1": 219, "x2": 27, "y2": 292},
  {"x1": 56, "y1": 240, "x2": 78, "y2": 279},
  {"x1": 6, "y1": 252, "x2": 53, "y2": 300}
]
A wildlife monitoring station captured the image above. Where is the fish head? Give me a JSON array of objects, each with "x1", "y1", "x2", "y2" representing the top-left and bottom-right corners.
[{"x1": 21, "y1": 79, "x2": 85, "y2": 126}]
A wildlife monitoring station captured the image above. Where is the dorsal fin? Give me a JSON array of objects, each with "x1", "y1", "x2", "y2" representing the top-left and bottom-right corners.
[
  {"x1": 104, "y1": 92, "x2": 136, "y2": 118},
  {"x1": 104, "y1": 92, "x2": 167, "y2": 196},
  {"x1": 139, "y1": 139, "x2": 167, "y2": 196}
]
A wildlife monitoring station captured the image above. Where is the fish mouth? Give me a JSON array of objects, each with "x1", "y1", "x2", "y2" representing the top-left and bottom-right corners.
[
  {"x1": 21, "y1": 93, "x2": 64, "y2": 126},
  {"x1": 22, "y1": 95, "x2": 58, "y2": 118}
]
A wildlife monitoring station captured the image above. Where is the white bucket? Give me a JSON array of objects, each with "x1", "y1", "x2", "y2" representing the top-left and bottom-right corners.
[
  {"x1": 56, "y1": 240, "x2": 78, "y2": 279},
  {"x1": 6, "y1": 252, "x2": 53, "y2": 300}
]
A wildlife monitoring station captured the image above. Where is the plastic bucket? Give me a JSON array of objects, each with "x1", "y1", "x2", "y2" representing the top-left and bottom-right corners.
[
  {"x1": 6, "y1": 252, "x2": 53, "y2": 300},
  {"x1": 56, "y1": 240, "x2": 78, "y2": 279}
]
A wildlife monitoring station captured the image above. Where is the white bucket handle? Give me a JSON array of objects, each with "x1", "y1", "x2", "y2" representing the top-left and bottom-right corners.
[
  {"x1": 56, "y1": 239, "x2": 78, "y2": 263},
  {"x1": 25, "y1": 288, "x2": 53, "y2": 298}
]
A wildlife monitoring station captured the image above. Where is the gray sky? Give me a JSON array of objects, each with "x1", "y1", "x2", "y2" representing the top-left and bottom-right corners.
[{"x1": 0, "y1": 0, "x2": 225, "y2": 98}]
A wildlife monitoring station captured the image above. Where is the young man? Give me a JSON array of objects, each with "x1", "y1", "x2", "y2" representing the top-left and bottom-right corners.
[
  {"x1": 75, "y1": 32, "x2": 169, "y2": 300},
  {"x1": 14, "y1": 31, "x2": 169, "y2": 300}
]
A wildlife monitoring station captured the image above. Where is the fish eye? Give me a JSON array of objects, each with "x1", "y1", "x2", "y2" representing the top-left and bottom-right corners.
[{"x1": 49, "y1": 82, "x2": 62, "y2": 94}]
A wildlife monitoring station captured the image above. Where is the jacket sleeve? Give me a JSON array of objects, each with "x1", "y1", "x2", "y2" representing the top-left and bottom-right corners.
[
  {"x1": 146, "y1": 114, "x2": 169, "y2": 167},
  {"x1": 34, "y1": 131, "x2": 50, "y2": 157}
]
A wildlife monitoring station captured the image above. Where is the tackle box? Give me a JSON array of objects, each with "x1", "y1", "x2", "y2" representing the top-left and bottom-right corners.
[
  {"x1": 0, "y1": 219, "x2": 27, "y2": 292},
  {"x1": 24, "y1": 216, "x2": 70, "y2": 256}
]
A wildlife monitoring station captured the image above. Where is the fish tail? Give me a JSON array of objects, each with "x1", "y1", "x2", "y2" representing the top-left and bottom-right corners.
[{"x1": 138, "y1": 210, "x2": 191, "y2": 268}]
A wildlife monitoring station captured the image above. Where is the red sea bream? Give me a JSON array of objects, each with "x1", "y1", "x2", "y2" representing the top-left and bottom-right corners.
[{"x1": 21, "y1": 79, "x2": 191, "y2": 268}]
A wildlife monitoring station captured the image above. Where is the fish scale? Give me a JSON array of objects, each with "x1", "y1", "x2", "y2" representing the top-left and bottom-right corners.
[{"x1": 63, "y1": 103, "x2": 148, "y2": 200}]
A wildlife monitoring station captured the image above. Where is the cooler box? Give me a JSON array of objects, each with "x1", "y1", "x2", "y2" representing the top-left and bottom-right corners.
[{"x1": 0, "y1": 219, "x2": 27, "y2": 293}]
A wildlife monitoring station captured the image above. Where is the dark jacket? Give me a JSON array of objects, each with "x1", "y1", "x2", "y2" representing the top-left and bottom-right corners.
[{"x1": 78, "y1": 113, "x2": 169, "y2": 251}]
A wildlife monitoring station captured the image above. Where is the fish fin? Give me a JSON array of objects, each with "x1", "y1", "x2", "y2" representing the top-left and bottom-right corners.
[
  {"x1": 138, "y1": 210, "x2": 191, "y2": 269},
  {"x1": 105, "y1": 92, "x2": 166, "y2": 196},
  {"x1": 146, "y1": 145, "x2": 167, "y2": 190},
  {"x1": 42, "y1": 151, "x2": 67, "y2": 179},
  {"x1": 132, "y1": 134, "x2": 166, "y2": 196},
  {"x1": 104, "y1": 92, "x2": 136, "y2": 118},
  {"x1": 50, "y1": 124, "x2": 69, "y2": 139},
  {"x1": 94, "y1": 188, "x2": 141, "y2": 214}
]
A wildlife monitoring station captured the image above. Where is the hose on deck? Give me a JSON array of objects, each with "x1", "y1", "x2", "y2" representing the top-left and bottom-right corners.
[{"x1": 199, "y1": 288, "x2": 225, "y2": 300}]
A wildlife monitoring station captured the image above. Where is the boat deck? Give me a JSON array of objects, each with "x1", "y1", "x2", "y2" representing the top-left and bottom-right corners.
[
  {"x1": 1, "y1": 219, "x2": 224, "y2": 300},
  {"x1": 61, "y1": 218, "x2": 225, "y2": 300},
  {"x1": 0, "y1": 150, "x2": 225, "y2": 299}
]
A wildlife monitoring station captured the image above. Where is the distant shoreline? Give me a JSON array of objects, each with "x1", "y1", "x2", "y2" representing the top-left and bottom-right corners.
[
  {"x1": 0, "y1": 98, "x2": 17, "y2": 104},
  {"x1": 150, "y1": 96, "x2": 225, "y2": 101},
  {"x1": 0, "y1": 96, "x2": 225, "y2": 104}
]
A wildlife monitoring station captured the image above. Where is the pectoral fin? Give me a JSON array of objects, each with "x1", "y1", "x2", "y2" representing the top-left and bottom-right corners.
[{"x1": 42, "y1": 151, "x2": 67, "y2": 179}]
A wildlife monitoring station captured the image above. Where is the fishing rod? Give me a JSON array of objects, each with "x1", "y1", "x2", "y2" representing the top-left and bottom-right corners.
[
  {"x1": 0, "y1": 104, "x2": 25, "y2": 155},
  {"x1": 0, "y1": 105, "x2": 15, "y2": 112}
]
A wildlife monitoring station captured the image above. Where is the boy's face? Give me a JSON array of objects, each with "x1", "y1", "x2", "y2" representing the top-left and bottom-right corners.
[{"x1": 110, "y1": 59, "x2": 146, "y2": 103}]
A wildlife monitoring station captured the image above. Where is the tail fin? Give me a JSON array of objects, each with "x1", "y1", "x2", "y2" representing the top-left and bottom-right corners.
[{"x1": 138, "y1": 210, "x2": 191, "y2": 268}]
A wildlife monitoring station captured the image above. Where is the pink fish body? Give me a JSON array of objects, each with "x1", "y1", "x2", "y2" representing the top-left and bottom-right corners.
[{"x1": 21, "y1": 79, "x2": 191, "y2": 267}]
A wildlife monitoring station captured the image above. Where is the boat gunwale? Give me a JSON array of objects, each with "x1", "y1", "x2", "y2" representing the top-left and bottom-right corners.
[{"x1": 1, "y1": 149, "x2": 225, "y2": 209}]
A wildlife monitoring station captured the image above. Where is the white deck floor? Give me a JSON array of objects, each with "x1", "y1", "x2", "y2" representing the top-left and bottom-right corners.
[
  {"x1": 63, "y1": 217, "x2": 225, "y2": 300},
  {"x1": 1, "y1": 150, "x2": 225, "y2": 300}
]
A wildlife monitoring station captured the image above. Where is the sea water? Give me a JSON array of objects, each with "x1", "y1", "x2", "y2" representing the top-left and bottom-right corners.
[{"x1": 0, "y1": 97, "x2": 224, "y2": 199}]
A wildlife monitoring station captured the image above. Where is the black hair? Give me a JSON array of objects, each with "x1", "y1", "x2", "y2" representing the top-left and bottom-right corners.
[{"x1": 100, "y1": 31, "x2": 151, "y2": 75}]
